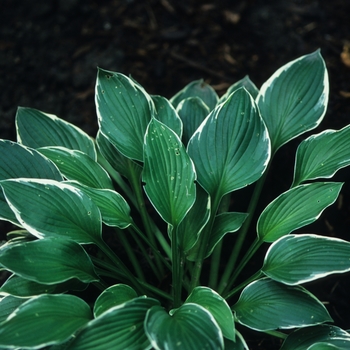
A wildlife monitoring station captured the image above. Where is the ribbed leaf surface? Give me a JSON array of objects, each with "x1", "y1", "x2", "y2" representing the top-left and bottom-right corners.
[{"x1": 219, "y1": 76, "x2": 259, "y2": 103}]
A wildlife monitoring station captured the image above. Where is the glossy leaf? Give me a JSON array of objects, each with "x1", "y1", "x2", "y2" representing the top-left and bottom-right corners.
[
  {"x1": 281, "y1": 325, "x2": 350, "y2": 350},
  {"x1": 16, "y1": 107, "x2": 96, "y2": 159},
  {"x1": 257, "y1": 182, "x2": 342, "y2": 242},
  {"x1": 233, "y1": 278, "x2": 332, "y2": 331},
  {"x1": 219, "y1": 76, "x2": 259, "y2": 103},
  {"x1": 170, "y1": 79, "x2": 219, "y2": 111},
  {"x1": 0, "y1": 294, "x2": 92, "y2": 348},
  {"x1": 257, "y1": 50, "x2": 329, "y2": 153},
  {"x1": 185, "y1": 286, "x2": 235, "y2": 341},
  {"x1": 152, "y1": 95, "x2": 182, "y2": 138},
  {"x1": 0, "y1": 237, "x2": 99, "y2": 284},
  {"x1": 262, "y1": 234, "x2": 350, "y2": 285},
  {"x1": 38, "y1": 147, "x2": 113, "y2": 189},
  {"x1": 176, "y1": 96, "x2": 210, "y2": 145},
  {"x1": 0, "y1": 275, "x2": 86, "y2": 297},
  {"x1": 0, "y1": 295, "x2": 27, "y2": 323},
  {"x1": 96, "y1": 69, "x2": 154, "y2": 161},
  {"x1": 0, "y1": 140, "x2": 63, "y2": 224},
  {"x1": 70, "y1": 297, "x2": 159, "y2": 350},
  {"x1": 293, "y1": 125, "x2": 350, "y2": 186},
  {"x1": 145, "y1": 303, "x2": 224, "y2": 350},
  {"x1": 1, "y1": 179, "x2": 102, "y2": 243},
  {"x1": 94, "y1": 284, "x2": 138, "y2": 317},
  {"x1": 143, "y1": 118, "x2": 196, "y2": 227},
  {"x1": 187, "y1": 87, "x2": 270, "y2": 199},
  {"x1": 68, "y1": 182, "x2": 132, "y2": 228}
]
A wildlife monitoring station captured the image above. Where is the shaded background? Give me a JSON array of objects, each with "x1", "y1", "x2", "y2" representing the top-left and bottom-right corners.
[{"x1": 0, "y1": 0, "x2": 350, "y2": 348}]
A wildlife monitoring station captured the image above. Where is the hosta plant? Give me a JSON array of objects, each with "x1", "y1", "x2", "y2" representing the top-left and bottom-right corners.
[{"x1": 1, "y1": 50, "x2": 350, "y2": 349}]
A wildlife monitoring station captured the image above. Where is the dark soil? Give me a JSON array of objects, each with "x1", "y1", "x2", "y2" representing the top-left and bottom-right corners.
[{"x1": 1, "y1": 0, "x2": 350, "y2": 349}]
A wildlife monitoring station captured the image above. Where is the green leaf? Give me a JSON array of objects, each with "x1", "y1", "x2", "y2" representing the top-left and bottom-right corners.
[
  {"x1": 38, "y1": 147, "x2": 113, "y2": 189},
  {"x1": 257, "y1": 182, "x2": 343, "y2": 242},
  {"x1": 0, "y1": 294, "x2": 92, "y2": 348},
  {"x1": 176, "y1": 96, "x2": 210, "y2": 145},
  {"x1": 233, "y1": 278, "x2": 332, "y2": 331},
  {"x1": 143, "y1": 118, "x2": 196, "y2": 227},
  {"x1": 187, "y1": 87, "x2": 270, "y2": 200},
  {"x1": 0, "y1": 140, "x2": 63, "y2": 224},
  {"x1": 185, "y1": 286, "x2": 235, "y2": 341},
  {"x1": 308, "y1": 343, "x2": 344, "y2": 350},
  {"x1": 280, "y1": 325, "x2": 350, "y2": 350},
  {"x1": 68, "y1": 182, "x2": 132, "y2": 228},
  {"x1": 16, "y1": 107, "x2": 96, "y2": 160},
  {"x1": 69, "y1": 297, "x2": 159, "y2": 350},
  {"x1": 0, "y1": 237, "x2": 99, "y2": 284},
  {"x1": 94, "y1": 284, "x2": 138, "y2": 317},
  {"x1": 177, "y1": 183, "x2": 210, "y2": 254},
  {"x1": 293, "y1": 125, "x2": 350, "y2": 186},
  {"x1": 257, "y1": 50, "x2": 329, "y2": 153},
  {"x1": 152, "y1": 95, "x2": 182, "y2": 138},
  {"x1": 0, "y1": 275, "x2": 86, "y2": 297},
  {"x1": 219, "y1": 76, "x2": 259, "y2": 103},
  {"x1": 0, "y1": 295, "x2": 27, "y2": 323},
  {"x1": 170, "y1": 79, "x2": 219, "y2": 111},
  {"x1": 145, "y1": 303, "x2": 224, "y2": 350},
  {"x1": 1, "y1": 179, "x2": 102, "y2": 243},
  {"x1": 262, "y1": 234, "x2": 350, "y2": 285},
  {"x1": 96, "y1": 69, "x2": 154, "y2": 161}
]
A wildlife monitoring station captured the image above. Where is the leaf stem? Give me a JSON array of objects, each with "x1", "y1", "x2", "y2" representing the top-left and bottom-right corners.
[{"x1": 171, "y1": 224, "x2": 184, "y2": 308}]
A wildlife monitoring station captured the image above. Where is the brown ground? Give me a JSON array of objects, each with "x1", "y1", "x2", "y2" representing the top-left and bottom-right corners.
[{"x1": 0, "y1": 0, "x2": 350, "y2": 348}]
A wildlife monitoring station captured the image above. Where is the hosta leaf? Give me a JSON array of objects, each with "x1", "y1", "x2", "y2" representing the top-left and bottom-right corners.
[
  {"x1": 262, "y1": 234, "x2": 350, "y2": 285},
  {"x1": 293, "y1": 125, "x2": 350, "y2": 187},
  {"x1": 257, "y1": 50, "x2": 328, "y2": 153},
  {"x1": 219, "y1": 76, "x2": 259, "y2": 103},
  {"x1": 176, "y1": 96, "x2": 210, "y2": 145},
  {"x1": 257, "y1": 182, "x2": 342, "y2": 242},
  {"x1": 1, "y1": 179, "x2": 102, "y2": 243},
  {"x1": 178, "y1": 184, "x2": 210, "y2": 253},
  {"x1": 170, "y1": 79, "x2": 219, "y2": 111},
  {"x1": 233, "y1": 278, "x2": 332, "y2": 331},
  {"x1": 69, "y1": 297, "x2": 159, "y2": 350},
  {"x1": 145, "y1": 303, "x2": 224, "y2": 350},
  {"x1": 143, "y1": 118, "x2": 196, "y2": 227},
  {"x1": 68, "y1": 182, "x2": 132, "y2": 228},
  {"x1": 16, "y1": 107, "x2": 96, "y2": 159},
  {"x1": 0, "y1": 237, "x2": 99, "y2": 284},
  {"x1": 0, "y1": 295, "x2": 27, "y2": 323},
  {"x1": 185, "y1": 286, "x2": 235, "y2": 341},
  {"x1": 0, "y1": 294, "x2": 92, "y2": 348},
  {"x1": 94, "y1": 284, "x2": 138, "y2": 317},
  {"x1": 0, "y1": 275, "x2": 86, "y2": 297},
  {"x1": 280, "y1": 325, "x2": 350, "y2": 350},
  {"x1": 152, "y1": 95, "x2": 182, "y2": 138},
  {"x1": 187, "y1": 88, "x2": 270, "y2": 200},
  {"x1": 96, "y1": 68, "x2": 154, "y2": 161},
  {"x1": 0, "y1": 140, "x2": 63, "y2": 224}
]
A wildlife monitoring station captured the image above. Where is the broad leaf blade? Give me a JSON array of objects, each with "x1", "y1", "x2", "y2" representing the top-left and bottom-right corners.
[
  {"x1": 187, "y1": 88, "x2": 270, "y2": 199},
  {"x1": 176, "y1": 96, "x2": 210, "y2": 145},
  {"x1": 219, "y1": 76, "x2": 259, "y2": 103},
  {"x1": 39, "y1": 147, "x2": 113, "y2": 189},
  {"x1": 96, "y1": 69, "x2": 154, "y2": 161},
  {"x1": 145, "y1": 303, "x2": 224, "y2": 350},
  {"x1": 170, "y1": 79, "x2": 219, "y2": 111},
  {"x1": 70, "y1": 297, "x2": 159, "y2": 350},
  {"x1": 281, "y1": 325, "x2": 350, "y2": 350},
  {"x1": 185, "y1": 286, "x2": 235, "y2": 341},
  {"x1": 233, "y1": 278, "x2": 332, "y2": 331},
  {"x1": 0, "y1": 295, "x2": 27, "y2": 323},
  {"x1": 143, "y1": 118, "x2": 196, "y2": 227},
  {"x1": 0, "y1": 294, "x2": 92, "y2": 348},
  {"x1": 257, "y1": 182, "x2": 342, "y2": 242},
  {"x1": 293, "y1": 125, "x2": 350, "y2": 186},
  {"x1": 262, "y1": 234, "x2": 350, "y2": 285},
  {"x1": 0, "y1": 237, "x2": 99, "y2": 284},
  {"x1": 1, "y1": 179, "x2": 102, "y2": 243},
  {"x1": 257, "y1": 50, "x2": 329, "y2": 153},
  {"x1": 16, "y1": 107, "x2": 96, "y2": 160}
]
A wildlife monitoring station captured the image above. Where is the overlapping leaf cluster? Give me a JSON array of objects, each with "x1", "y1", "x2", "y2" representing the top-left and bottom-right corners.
[{"x1": 1, "y1": 50, "x2": 350, "y2": 349}]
